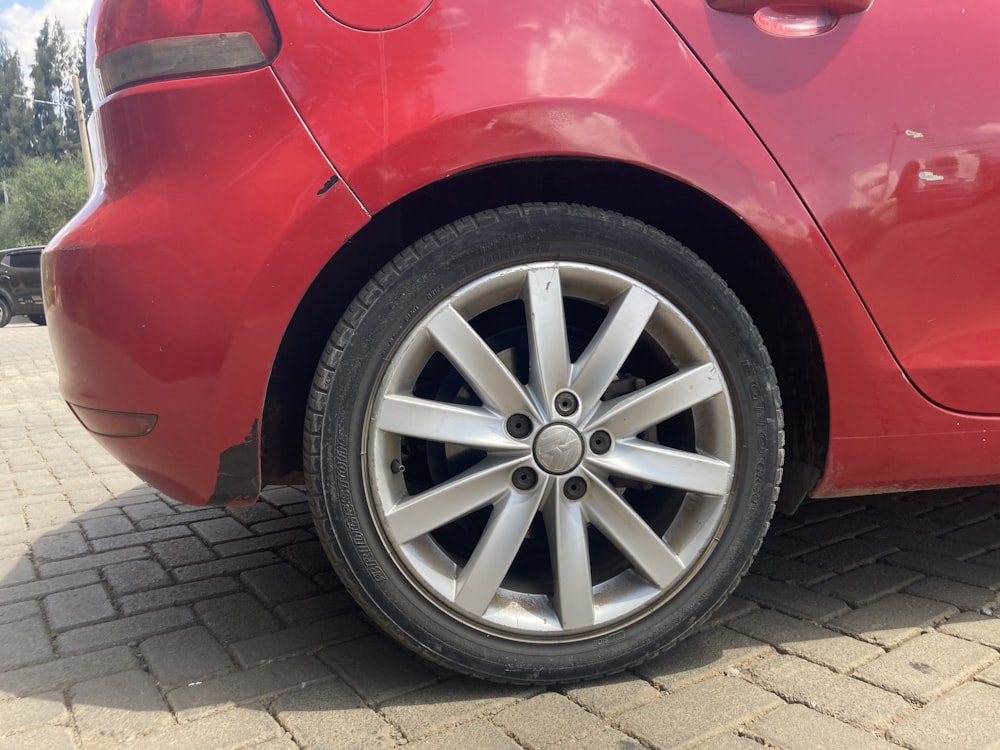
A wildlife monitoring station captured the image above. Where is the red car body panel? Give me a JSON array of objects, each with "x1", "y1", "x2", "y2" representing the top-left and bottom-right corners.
[
  {"x1": 45, "y1": 68, "x2": 368, "y2": 504},
  {"x1": 44, "y1": 0, "x2": 1000, "y2": 506},
  {"x1": 664, "y1": 0, "x2": 1000, "y2": 415}
]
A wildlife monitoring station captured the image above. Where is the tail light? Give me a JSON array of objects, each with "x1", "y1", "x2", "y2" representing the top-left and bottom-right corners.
[{"x1": 90, "y1": 0, "x2": 279, "y2": 101}]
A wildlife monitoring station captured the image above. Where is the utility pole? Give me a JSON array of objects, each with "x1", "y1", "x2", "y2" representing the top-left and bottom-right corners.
[
  {"x1": 15, "y1": 75, "x2": 95, "y2": 192},
  {"x1": 71, "y1": 75, "x2": 94, "y2": 191}
]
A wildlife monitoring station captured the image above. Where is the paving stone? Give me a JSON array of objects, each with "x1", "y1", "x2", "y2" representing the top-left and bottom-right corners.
[
  {"x1": 43, "y1": 584, "x2": 115, "y2": 630},
  {"x1": 0, "y1": 513, "x2": 25, "y2": 535},
  {"x1": 887, "y1": 550, "x2": 1000, "y2": 589},
  {"x1": 0, "y1": 554, "x2": 35, "y2": 586},
  {"x1": 830, "y1": 593, "x2": 958, "y2": 648},
  {"x1": 798, "y1": 538, "x2": 898, "y2": 571},
  {"x1": 495, "y1": 691, "x2": 641, "y2": 749},
  {"x1": 905, "y1": 577, "x2": 998, "y2": 611},
  {"x1": 863, "y1": 527, "x2": 982, "y2": 560},
  {"x1": 90, "y1": 526, "x2": 192, "y2": 552},
  {"x1": 0, "y1": 725, "x2": 77, "y2": 750},
  {"x1": 733, "y1": 574, "x2": 849, "y2": 622},
  {"x1": 137, "y1": 508, "x2": 226, "y2": 531},
  {"x1": 855, "y1": 631, "x2": 998, "y2": 703},
  {"x1": 279, "y1": 540, "x2": 331, "y2": 576},
  {"x1": 691, "y1": 734, "x2": 765, "y2": 750},
  {"x1": 249, "y1": 515, "x2": 313, "y2": 535},
  {"x1": 0, "y1": 616, "x2": 54, "y2": 669},
  {"x1": 213, "y1": 529, "x2": 312, "y2": 558},
  {"x1": 273, "y1": 678, "x2": 399, "y2": 748},
  {"x1": 813, "y1": 563, "x2": 924, "y2": 607},
  {"x1": 230, "y1": 614, "x2": 368, "y2": 667},
  {"x1": 118, "y1": 577, "x2": 242, "y2": 616},
  {"x1": 166, "y1": 654, "x2": 332, "y2": 721},
  {"x1": 728, "y1": 608, "x2": 882, "y2": 673},
  {"x1": 56, "y1": 606, "x2": 195, "y2": 654},
  {"x1": 0, "y1": 691, "x2": 67, "y2": 734},
  {"x1": 759, "y1": 533, "x2": 817, "y2": 559},
  {"x1": 140, "y1": 627, "x2": 235, "y2": 688},
  {"x1": 404, "y1": 719, "x2": 522, "y2": 750},
  {"x1": 239, "y1": 562, "x2": 319, "y2": 606},
  {"x1": 173, "y1": 552, "x2": 280, "y2": 582},
  {"x1": 0, "y1": 646, "x2": 137, "y2": 699},
  {"x1": 939, "y1": 611, "x2": 1000, "y2": 648},
  {"x1": 616, "y1": 676, "x2": 782, "y2": 749},
  {"x1": 786, "y1": 515, "x2": 879, "y2": 545},
  {"x1": 750, "y1": 703, "x2": 899, "y2": 750},
  {"x1": 890, "y1": 681, "x2": 1000, "y2": 750},
  {"x1": 121, "y1": 499, "x2": 175, "y2": 522},
  {"x1": 81, "y1": 514, "x2": 135, "y2": 539},
  {"x1": 563, "y1": 672, "x2": 662, "y2": 718},
  {"x1": 113, "y1": 706, "x2": 283, "y2": 750},
  {"x1": 921, "y1": 496, "x2": 1000, "y2": 527},
  {"x1": 226, "y1": 503, "x2": 285, "y2": 525},
  {"x1": 944, "y1": 518, "x2": 1000, "y2": 548},
  {"x1": 0, "y1": 570, "x2": 99, "y2": 605},
  {"x1": 747, "y1": 555, "x2": 831, "y2": 586},
  {"x1": 193, "y1": 592, "x2": 282, "y2": 644},
  {"x1": 380, "y1": 677, "x2": 537, "y2": 741},
  {"x1": 748, "y1": 654, "x2": 911, "y2": 731},
  {"x1": 70, "y1": 669, "x2": 174, "y2": 749},
  {"x1": 22, "y1": 500, "x2": 74, "y2": 528},
  {"x1": 102, "y1": 558, "x2": 171, "y2": 595},
  {"x1": 39, "y1": 547, "x2": 148, "y2": 578},
  {"x1": 274, "y1": 589, "x2": 357, "y2": 625},
  {"x1": 318, "y1": 634, "x2": 437, "y2": 703},
  {"x1": 0, "y1": 599, "x2": 39, "y2": 625},
  {"x1": 191, "y1": 517, "x2": 252, "y2": 545},
  {"x1": 635, "y1": 626, "x2": 771, "y2": 692},
  {"x1": 30, "y1": 530, "x2": 88, "y2": 561},
  {"x1": 150, "y1": 537, "x2": 216, "y2": 567}
]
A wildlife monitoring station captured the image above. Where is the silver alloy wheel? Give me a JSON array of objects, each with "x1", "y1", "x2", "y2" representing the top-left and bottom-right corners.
[{"x1": 365, "y1": 261, "x2": 737, "y2": 639}]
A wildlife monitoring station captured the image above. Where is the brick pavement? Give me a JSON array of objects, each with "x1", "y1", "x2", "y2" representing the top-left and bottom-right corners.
[{"x1": 2, "y1": 321, "x2": 1000, "y2": 749}]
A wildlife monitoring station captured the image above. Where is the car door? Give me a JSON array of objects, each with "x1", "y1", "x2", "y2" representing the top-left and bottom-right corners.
[
  {"x1": 7, "y1": 249, "x2": 43, "y2": 307},
  {"x1": 658, "y1": 0, "x2": 1000, "y2": 414}
]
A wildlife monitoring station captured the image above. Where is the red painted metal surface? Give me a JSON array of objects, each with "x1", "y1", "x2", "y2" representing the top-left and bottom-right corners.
[
  {"x1": 664, "y1": 0, "x2": 1000, "y2": 415},
  {"x1": 44, "y1": 0, "x2": 1000, "y2": 505}
]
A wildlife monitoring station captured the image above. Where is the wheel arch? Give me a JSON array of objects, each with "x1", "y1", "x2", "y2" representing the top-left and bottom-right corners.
[{"x1": 261, "y1": 158, "x2": 829, "y2": 512}]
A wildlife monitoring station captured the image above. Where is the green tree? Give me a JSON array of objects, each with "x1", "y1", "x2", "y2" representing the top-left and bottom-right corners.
[
  {"x1": 0, "y1": 40, "x2": 33, "y2": 173},
  {"x1": 30, "y1": 18, "x2": 75, "y2": 159},
  {"x1": 0, "y1": 156, "x2": 88, "y2": 246}
]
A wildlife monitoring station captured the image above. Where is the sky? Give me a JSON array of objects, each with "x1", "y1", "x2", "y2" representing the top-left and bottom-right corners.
[{"x1": 0, "y1": 0, "x2": 91, "y2": 71}]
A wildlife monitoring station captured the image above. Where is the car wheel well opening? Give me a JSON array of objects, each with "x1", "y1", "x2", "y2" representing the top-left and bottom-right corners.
[{"x1": 261, "y1": 158, "x2": 829, "y2": 509}]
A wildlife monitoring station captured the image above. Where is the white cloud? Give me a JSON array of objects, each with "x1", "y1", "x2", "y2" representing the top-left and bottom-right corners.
[{"x1": 0, "y1": 1, "x2": 92, "y2": 73}]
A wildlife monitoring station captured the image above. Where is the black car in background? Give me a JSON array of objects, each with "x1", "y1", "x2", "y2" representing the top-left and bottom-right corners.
[{"x1": 0, "y1": 246, "x2": 46, "y2": 327}]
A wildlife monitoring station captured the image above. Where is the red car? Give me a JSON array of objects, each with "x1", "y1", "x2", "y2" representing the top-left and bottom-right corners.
[{"x1": 45, "y1": 0, "x2": 1000, "y2": 683}]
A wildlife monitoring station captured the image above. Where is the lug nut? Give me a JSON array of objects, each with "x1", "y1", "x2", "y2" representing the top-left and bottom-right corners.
[
  {"x1": 589, "y1": 430, "x2": 612, "y2": 455},
  {"x1": 563, "y1": 476, "x2": 587, "y2": 500},
  {"x1": 554, "y1": 390, "x2": 579, "y2": 417},
  {"x1": 506, "y1": 413, "x2": 533, "y2": 439},
  {"x1": 512, "y1": 467, "x2": 539, "y2": 491}
]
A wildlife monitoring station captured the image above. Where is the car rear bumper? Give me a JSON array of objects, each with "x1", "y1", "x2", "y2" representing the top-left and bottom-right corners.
[{"x1": 44, "y1": 67, "x2": 368, "y2": 505}]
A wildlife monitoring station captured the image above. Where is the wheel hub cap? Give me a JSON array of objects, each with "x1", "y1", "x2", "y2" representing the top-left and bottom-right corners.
[{"x1": 533, "y1": 423, "x2": 584, "y2": 475}]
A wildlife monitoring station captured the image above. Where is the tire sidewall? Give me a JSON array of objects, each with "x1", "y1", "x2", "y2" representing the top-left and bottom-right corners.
[{"x1": 314, "y1": 206, "x2": 780, "y2": 681}]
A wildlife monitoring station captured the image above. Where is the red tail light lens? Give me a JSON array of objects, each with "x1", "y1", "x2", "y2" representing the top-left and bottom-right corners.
[{"x1": 90, "y1": 0, "x2": 279, "y2": 100}]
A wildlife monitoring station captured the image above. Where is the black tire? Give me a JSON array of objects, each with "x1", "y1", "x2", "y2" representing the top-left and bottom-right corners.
[
  {"x1": 305, "y1": 203, "x2": 783, "y2": 683},
  {"x1": 28, "y1": 314, "x2": 46, "y2": 326},
  {"x1": 0, "y1": 298, "x2": 11, "y2": 328}
]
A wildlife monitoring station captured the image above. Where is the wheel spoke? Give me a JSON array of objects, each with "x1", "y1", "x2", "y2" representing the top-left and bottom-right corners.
[
  {"x1": 426, "y1": 304, "x2": 537, "y2": 418},
  {"x1": 524, "y1": 267, "x2": 570, "y2": 406},
  {"x1": 590, "y1": 438, "x2": 733, "y2": 496},
  {"x1": 582, "y1": 472, "x2": 685, "y2": 588},
  {"x1": 383, "y1": 457, "x2": 521, "y2": 543},
  {"x1": 545, "y1": 494, "x2": 595, "y2": 629},
  {"x1": 378, "y1": 394, "x2": 523, "y2": 452},
  {"x1": 455, "y1": 479, "x2": 549, "y2": 615},
  {"x1": 570, "y1": 286, "x2": 658, "y2": 412},
  {"x1": 589, "y1": 363, "x2": 723, "y2": 437}
]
